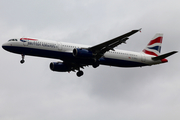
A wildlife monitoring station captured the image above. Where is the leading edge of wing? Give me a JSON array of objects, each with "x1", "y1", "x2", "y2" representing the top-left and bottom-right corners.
[{"x1": 88, "y1": 29, "x2": 141, "y2": 54}]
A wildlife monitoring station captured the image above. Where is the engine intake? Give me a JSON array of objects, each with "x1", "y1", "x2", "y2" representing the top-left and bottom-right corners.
[
  {"x1": 73, "y1": 48, "x2": 94, "y2": 58},
  {"x1": 50, "y1": 62, "x2": 71, "y2": 72}
]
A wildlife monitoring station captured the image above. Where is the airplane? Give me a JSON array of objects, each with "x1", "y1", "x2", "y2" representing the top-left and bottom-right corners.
[{"x1": 2, "y1": 29, "x2": 177, "y2": 77}]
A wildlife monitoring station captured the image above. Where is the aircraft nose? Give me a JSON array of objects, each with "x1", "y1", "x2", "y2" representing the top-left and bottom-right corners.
[
  {"x1": 2, "y1": 43, "x2": 6, "y2": 50},
  {"x1": 2, "y1": 42, "x2": 9, "y2": 51}
]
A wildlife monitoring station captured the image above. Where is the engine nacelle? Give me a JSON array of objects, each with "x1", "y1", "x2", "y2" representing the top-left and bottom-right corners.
[
  {"x1": 50, "y1": 62, "x2": 71, "y2": 72},
  {"x1": 73, "y1": 48, "x2": 94, "y2": 58}
]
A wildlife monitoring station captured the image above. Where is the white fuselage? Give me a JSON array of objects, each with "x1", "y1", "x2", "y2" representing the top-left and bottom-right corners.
[{"x1": 2, "y1": 38, "x2": 165, "y2": 68}]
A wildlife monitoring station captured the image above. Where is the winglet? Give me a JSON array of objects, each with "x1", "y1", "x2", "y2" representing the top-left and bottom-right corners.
[{"x1": 131, "y1": 28, "x2": 142, "y2": 33}]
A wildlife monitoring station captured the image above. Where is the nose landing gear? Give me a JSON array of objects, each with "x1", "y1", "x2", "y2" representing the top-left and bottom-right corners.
[{"x1": 20, "y1": 54, "x2": 25, "y2": 64}]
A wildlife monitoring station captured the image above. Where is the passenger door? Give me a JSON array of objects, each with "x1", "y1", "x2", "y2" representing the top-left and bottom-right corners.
[{"x1": 57, "y1": 42, "x2": 62, "y2": 51}]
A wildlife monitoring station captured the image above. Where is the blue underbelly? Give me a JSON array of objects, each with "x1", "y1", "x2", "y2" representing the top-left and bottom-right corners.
[{"x1": 4, "y1": 46, "x2": 147, "y2": 67}]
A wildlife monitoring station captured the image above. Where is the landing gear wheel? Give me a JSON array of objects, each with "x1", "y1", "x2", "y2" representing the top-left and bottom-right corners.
[
  {"x1": 20, "y1": 60, "x2": 25, "y2": 64},
  {"x1": 76, "y1": 70, "x2": 84, "y2": 77},
  {"x1": 92, "y1": 63, "x2": 99, "y2": 68}
]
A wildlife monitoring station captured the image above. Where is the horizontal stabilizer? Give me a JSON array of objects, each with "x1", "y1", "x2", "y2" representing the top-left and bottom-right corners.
[{"x1": 152, "y1": 51, "x2": 178, "y2": 60}]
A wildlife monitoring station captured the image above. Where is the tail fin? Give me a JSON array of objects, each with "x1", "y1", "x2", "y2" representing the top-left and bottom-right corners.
[{"x1": 143, "y1": 33, "x2": 163, "y2": 56}]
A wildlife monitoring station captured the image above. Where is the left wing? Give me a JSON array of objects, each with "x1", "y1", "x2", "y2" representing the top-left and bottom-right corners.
[{"x1": 88, "y1": 29, "x2": 141, "y2": 59}]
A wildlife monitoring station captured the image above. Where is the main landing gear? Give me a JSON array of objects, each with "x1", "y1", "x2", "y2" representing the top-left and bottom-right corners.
[
  {"x1": 76, "y1": 70, "x2": 84, "y2": 77},
  {"x1": 20, "y1": 54, "x2": 25, "y2": 64},
  {"x1": 75, "y1": 62, "x2": 99, "y2": 77},
  {"x1": 92, "y1": 62, "x2": 99, "y2": 68}
]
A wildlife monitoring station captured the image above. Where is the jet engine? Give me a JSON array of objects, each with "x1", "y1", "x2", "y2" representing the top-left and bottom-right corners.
[
  {"x1": 50, "y1": 62, "x2": 72, "y2": 72},
  {"x1": 73, "y1": 48, "x2": 94, "y2": 58}
]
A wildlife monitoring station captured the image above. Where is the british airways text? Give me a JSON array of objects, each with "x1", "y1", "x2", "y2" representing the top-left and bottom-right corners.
[{"x1": 27, "y1": 41, "x2": 57, "y2": 48}]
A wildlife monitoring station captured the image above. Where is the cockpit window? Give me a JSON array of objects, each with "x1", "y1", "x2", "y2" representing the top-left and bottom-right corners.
[{"x1": 8, "y1": 39, "x2": 17, "y2": 42}]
